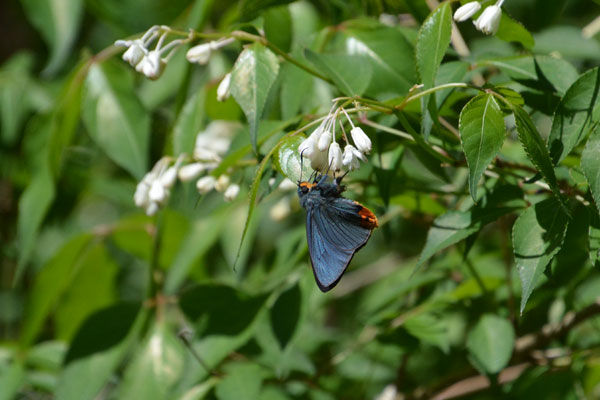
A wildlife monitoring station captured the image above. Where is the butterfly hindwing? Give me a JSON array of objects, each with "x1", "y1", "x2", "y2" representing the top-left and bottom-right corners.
[{"x1": 306, "y1": 199, "x2": 373, "y2": 291}]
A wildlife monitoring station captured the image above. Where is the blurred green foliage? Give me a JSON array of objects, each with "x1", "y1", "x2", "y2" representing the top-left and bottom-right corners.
[{"x1": 2, "y1": 0, "x2": 600, "y2": 399}]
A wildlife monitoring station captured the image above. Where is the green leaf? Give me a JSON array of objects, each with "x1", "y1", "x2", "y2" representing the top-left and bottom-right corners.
[
  {"x1": 459, "y1": 94, "x2": 506, "y2": 201},
  {"x1": 56, "y1": 303, "x2": 144, "y2": 400},
  {"x1": 512, "y1": 104, "x2": 566, "y2": 211},
  {"x1": 304, "y1": 49, "x2": 372, "y2": 97},
  {"x1": 179, "y1": 284, "x2": 266, "y2": 335},
  {"x1": 403, "y1": 313, "x2": 449, "y2": 353},
  {"x1": 215, "y1": 363, "x2": 266, "y2": 400},
  {"x1": 416, "y1": 2, "x2": 452, "y2": 138},
  {"x1": 117, "y1": 322, "x2": 186, "y2": 400},
  {"x1": 19, "y1": 233, "x2": 94, "y2": 347},
  {"x1": 230, "y1": 43, "x2": 280, "y2": 153},
  {"x1": 0, "y1": 53, "x2": 35, "y2": 145},
  {"x1": 534, "y1": 26, "x2": 600, "y2": 61},
  {"x1": 590, "y1": 212, "x2": 600, "y2": 268},
  {"x1": 496, "y1": 13, "x2": 535, "y2": 49},
  {"x1": 53, "y1": 242, "x2": 118, "y2": 341},
  {"x1": 549, "y1": 68, "x2": 600, "y2": 166},
  {"x1": 513, "y1": 199, "x2": 569, "y2": 313},
  {"x1": 270, "y1": 284, "x2": 301, "y2": 349},
  {"x1": 0, "y1": 360, "x2": 25, "y2": 400},
  {"x1": 263, "y1": 5, "x2": 292, "y2": 53},
  {"x1": 345, "y1": 26, "x2": 416, "y2": 96},
  {"x1": 172, "y1": 90, "x2": 206, "y2": 155},
  {"x1": 467, "y1": 314, "x2": 515, "y2": 374},
  {"x1": 15, "y1": 168, "x2": 55, "y2": 284},
  {"x1": 82, "y1": 62, "x2": 150, "y2": 179},
  {"x1": 21, "y1": 0, "x2": 83, "y2": 74},
  {"x1": 280, "y1": 62, "x2": 313, "y2": 120},
  {"x1": 582, "y1": 123, "x2": 600, "y2": 215},
  {"x1": 273, "y1": 134, "x2": 312, "y2": 182}
]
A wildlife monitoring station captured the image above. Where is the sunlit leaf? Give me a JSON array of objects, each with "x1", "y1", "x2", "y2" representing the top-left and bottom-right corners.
[
  {"x1": 496, "y1": 13, "x2": 535, "y2": 49},
  {"x1": 273, "y1": 134, "x2": 312, "y2": 182},
  {"x1": 513, "y1": 198, "x2": 569, "y2": 313},
  {"x1": 230, "y1": 43, "x2": 280, "y2": 152}
]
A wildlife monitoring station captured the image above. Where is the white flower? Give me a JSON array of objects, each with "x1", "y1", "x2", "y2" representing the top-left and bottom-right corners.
[
  {"x1": 342, "y1": 144, "x2": 366, "y2": 171},
  {"x1": 317, "y1": 129, "x2": 332, "y2": 152},
  {"x1": 186, "y1": 43, "x2": 212, "y2": 64},
  {"x1": 196, "y1": 175, "x2": 216, "y2": 194},
  {"x1": 328, "y1": 142, "x2": 343, "y2": 172},
  {"x1": 215, "y1": 175, "x2": 230, "y2": 192},
  {"x1": 310, "y1": 147, "x2": 328, "y2": 171},
  {"x1": 119, "y1": 39, "x2": 146, "y2": 66},
  {"x1": 145, "y1": 201, "x2": 160, "y2": 216},
  {"x1": 224, "y1": 184, "x2": 240, "y2": 202},
  {"x1": 193, "y1": 148, "x2": 221, "y2": 162},
  {"x1": 298, "y1": 135, "x2": 317, "y2": 158},
  {"x1": 193, "y1": 121, "x2": 240, "y2": 162},
  {"x1": 136, "y1": 50, "x2": 166, "y2": 80},
  {"x1": 134, "y1": 179, "x2": 151, "y2": 207},
  {"x1": 473, "y1": 5, "x2": 502, "y2": 35},
  {"x1": 350, "y1": 127, "x2": 372, "y2": 153},
  {"x1": 454, "y1": 2, "x2": 481, "y2": 22},
  {"x1": 159, "y1": 166, "x2": 178, "y2": 188},
  {"x1": 149, "y1": 180, "x2": 168, "y2": 203},
  {"x1": 270, "y1": 197, "x2": 291, "y2": 221},
  {"x1": 178, "y1": 163, "x2": 205, "y2": 182},
  {"x1": 217, "y1": 73, "x2": 231, "y2": 102}
]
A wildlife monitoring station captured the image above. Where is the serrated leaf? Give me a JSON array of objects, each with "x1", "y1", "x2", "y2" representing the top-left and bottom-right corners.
[
  {"x1": 304, "y1": 49, "x2": 372, "y2": 97},
  {"x1": 459, "y1": 94, "x2": 506, "y2": 201},
  {"x1": 21, "y1": 0, "x2": 83, "y2": 75},
  {"x1": 512, "y1": 104, "x2": 566, "y2": 211},
  {"x1": 270, "y1": 284, "x2": 301, "y2": 349},
  {"x1": 273, "y1": 134, "x2": 312, "y2": 182},
  {"x1": 345, "y1": 26, "x2": 416, "y2": 96},
  {"x1": 416, "y1": 2, "x2": 451, "y2": 139},
  {"x1": 230, "y1": 43, "x2": 280, "y2": 153},
  {"x1": 467, "y1": 314, "x2": 514, "y2": 374},
  {"x1": 513, "y1": 198, "x2": 569, "y2": 313},
  {"x1": 117, "y1": 322, "x2": 186, "y2": 400},
  {"x1": 582, "y1": 123, "x2": 600, "y2": 215},
  {"x1": 82, "y1": 62, "x2": 150, "y2": 179},
  {"x1": 496, "y1": 13, "x2": 535, "y2": 49},
  {"x1": 549, "y1": 68, "x2": 600, "y2": 166}
]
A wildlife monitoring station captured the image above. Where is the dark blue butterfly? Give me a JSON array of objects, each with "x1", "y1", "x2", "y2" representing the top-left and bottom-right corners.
[{"x1": 297, "y1": 171, "x2": 378, "y2": 292}]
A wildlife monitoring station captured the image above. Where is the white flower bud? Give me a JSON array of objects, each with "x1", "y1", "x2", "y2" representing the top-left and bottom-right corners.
[
  {"x1": 145, "y1": 201, "x2": 160, "y2": 216},
  {"x1": 328, "y1": 142, "x2": 343, "y2": 172},
  {"x1": 121, "y1": 40, "x2": 146, "y2": 66},
  {"x1": 186, "y1": 43, "x2": 212, "y2": 64},
  {"x1": 178, "y1": 163, "x2": 205, "y2": 182},
  {"x1": 217, "y1": 73, "x2": 231, "y2": 102},
  {"x1": 193, "y1": 147, "x2": 221, "y2": 162},
  {"x1": 196, "y1": 175, "x2": 216, "y2": 194},
  {"x1": 298, "y1": 135, "x2": 316, "y2": 158},
  {"x1": 224, "y1": 184, "x2": 240, "y2": 202},
  {"x1": 310, "y1": 148, "x2": 328, "y2": 171},
  {"x1": 473, "y1": 5, "x2": 502, "y2": 35},
  {"x1": 454, "y1": 2, "x2": 481, "y2": 22},
  {"x1": 342, "y1": 144, "x2": 365, "y2": 171},
  {"x1": 317, "y1": 130, "x2": 332, "y2": 151},
  {"x1": 137, "y1": 51, "x2": 166, "y2": 80},
  {"x1": 270, "y1": 197, "x2": 291, "y2": 221},
  {"x1": 350, "y1": 127, "x2": 372, "y2": 153},
  {"x1": 134, "y1": 181, "x2": 150, "y2": 207},
  {"x1": 215, "y1": 175, "x2": 230, "y2": 192},
  {"x1": 149, "y1": 180, "x2": 167, "y2": 203},
  {"x1": 159, "y1": 166, "x2": 178, "y2": 188}
]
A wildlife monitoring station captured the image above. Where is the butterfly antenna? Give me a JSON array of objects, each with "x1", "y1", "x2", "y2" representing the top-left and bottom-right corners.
[{"x1": 299, "y1": 149, "x2": 305, "y2": 184}]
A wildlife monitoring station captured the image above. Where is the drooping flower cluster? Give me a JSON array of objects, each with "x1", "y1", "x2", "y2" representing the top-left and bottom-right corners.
[
  {"x1": 115, "y1": 26, "x2": 185, "y2": 80},
  {"x1": 133, "y1": 121, "x2": 243, "y2": 215},
  {"x1": 298, "y1": 105, "x2": 371, "y2": 173},
  {"x1": 454, "y1": 1, "x2": 505, "y2": 36}
]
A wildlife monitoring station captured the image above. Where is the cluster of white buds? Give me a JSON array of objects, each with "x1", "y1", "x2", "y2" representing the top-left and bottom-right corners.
[
  {"x1": 115, "y1": 26, "x2": 185, "y2": 80},
  {"x1": 134, "y1": 156, "x2": 183, "y2": 215},
  {"x1": 298, "y1": 105, "x2": 371, "y2": 173},
  {"x1": 454, "y1": 1, "x2": 504, "y2": 36}
]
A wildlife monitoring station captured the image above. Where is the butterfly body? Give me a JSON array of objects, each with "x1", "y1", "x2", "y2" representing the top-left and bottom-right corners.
[{"x1": 297, "y1": 174, "x2": 378, "y2": 292}]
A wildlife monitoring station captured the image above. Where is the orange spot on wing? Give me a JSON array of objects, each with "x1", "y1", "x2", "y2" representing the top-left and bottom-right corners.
[{"x1": 357, "y1": 204, "x2": 379, "y2": 229}]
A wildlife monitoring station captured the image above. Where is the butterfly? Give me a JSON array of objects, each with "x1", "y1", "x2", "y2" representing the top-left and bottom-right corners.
[{"x1": 297, "y1": 169, "x2": 378, "y2": 292}]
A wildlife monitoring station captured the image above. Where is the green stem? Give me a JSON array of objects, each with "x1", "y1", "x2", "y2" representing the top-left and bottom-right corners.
[
  {"x1": 148, "y1": 213, "x2": 163, "y2": 300},
  {"x1": 396, "y1": 83, "x2": 481, "y2": 110},
  {"x1": 465, "y1": 258, "x2": 488, "y2": 295}
]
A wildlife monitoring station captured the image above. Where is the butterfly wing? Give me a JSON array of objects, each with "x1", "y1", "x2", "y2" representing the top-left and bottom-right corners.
[{"x1": 306, "y1": 198, "x2": 376, "y2": 292}]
